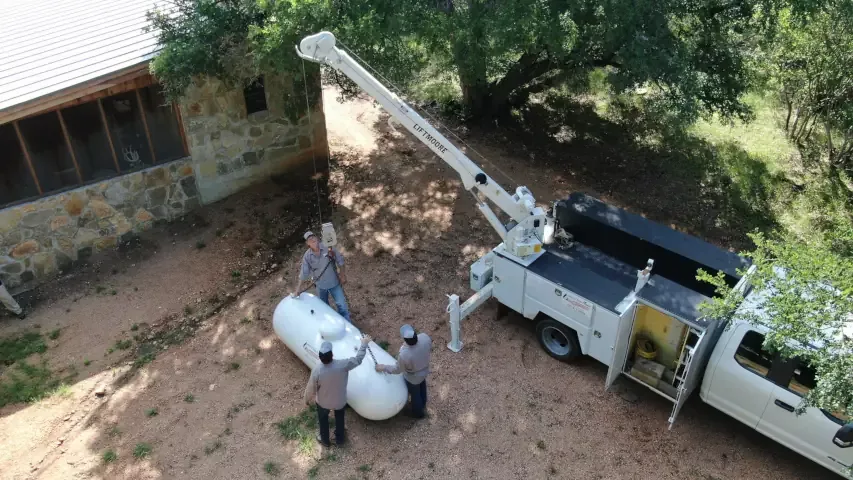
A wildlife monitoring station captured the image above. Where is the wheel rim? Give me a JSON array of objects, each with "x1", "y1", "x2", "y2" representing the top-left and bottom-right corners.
[{"x1": 541, "y1": 326, "x2": 571, "y2": 356}]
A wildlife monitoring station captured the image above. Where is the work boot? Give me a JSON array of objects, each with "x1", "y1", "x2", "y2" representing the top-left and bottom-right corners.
[{"x1": 315, "y1": 434, "x2": 330, "y2": 448}]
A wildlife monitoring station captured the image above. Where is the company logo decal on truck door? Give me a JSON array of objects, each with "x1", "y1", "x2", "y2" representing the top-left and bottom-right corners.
[{"x1": 554, "y1": 288, "x2": 594, "y2": 319}]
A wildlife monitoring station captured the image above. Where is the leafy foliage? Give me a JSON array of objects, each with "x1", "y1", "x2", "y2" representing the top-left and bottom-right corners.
[
  {"x1": 146, "y1": 0, "x2": 800, "y2": 120},
  {"x1": 147, "y1": 0, "x2": 265, "y2": 100},
  {"x1": 772, "y1": 2, "x2": 853, "y2": 169},
  {"x1": 699, "y1": 232, "x2": 853, "y2": 420}
]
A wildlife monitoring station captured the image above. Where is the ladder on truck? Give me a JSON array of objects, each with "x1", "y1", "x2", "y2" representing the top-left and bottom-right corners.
[{"x1": 668, "y1": 326, "x2": 705, "y2": 429}]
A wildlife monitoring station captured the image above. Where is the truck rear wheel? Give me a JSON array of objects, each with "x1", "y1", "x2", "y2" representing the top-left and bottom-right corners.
[{"x1": 535, "y1": 318, "x2": 580, "y2": 362}]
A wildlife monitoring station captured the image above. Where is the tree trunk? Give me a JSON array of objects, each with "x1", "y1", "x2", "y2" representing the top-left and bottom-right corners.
[{"x1": 452, "y1": 0, "x2": 490, "y2": 118}]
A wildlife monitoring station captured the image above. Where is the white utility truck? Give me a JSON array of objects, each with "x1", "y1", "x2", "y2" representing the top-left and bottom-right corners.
[{"x1": 296, "y1": 31, "x2": 853, "y2": 477}]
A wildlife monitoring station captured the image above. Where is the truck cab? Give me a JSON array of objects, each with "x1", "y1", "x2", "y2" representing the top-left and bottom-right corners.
[{"x1": 701, "y1": 315, "x2": 853, "y2": 478}]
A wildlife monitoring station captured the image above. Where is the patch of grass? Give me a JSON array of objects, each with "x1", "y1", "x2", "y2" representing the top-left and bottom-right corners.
[
  {"x1": 49, "y1": 384, "x2": 73, "y2": 399},
  {"x1": 0, "y1": 331, "x2": 47, "y2": 366},
  {"x1": 263, "y1": 461, "x2": 280, "y2": 476},
  {"x1": 215, "y1": 229, "x2": 224, "y2": 237},
  {"x1": 226, "y1": 362, "x2": 240, "y2": 372},
  {"x1": 48, "y1": 329, "x2": 60, "y2": 340},
  {"x1": 275, "y1": 405, "x2": 318, "y2": 455},
  {"x1": 196, "y1": 240, "x2": 206, "y2": 249},
  {"x1": 133, "y1": 353, "x2": 156, "y2": 368},
  {"x1": 240, "y1": 317, "x2": 252, "y2": 324},
  {"x1": 307, "y1": 466, "x2": 320, "y2": 479},
  {"x1": 377, "y1": 340, "x2": 390, "y2": 351},
  {"x1": 133, "y1": 442, "x2": 152, "y2": 459},
  {"x1": 0, "y1": 361, "x2": 61, "y2": 407},
  {"x1": 184, "y1": 305, "x2": 193, "y2": 315},
  {"x1": 114, "y1": 339, "x2": 133, "y2": 350},
  {"x1": 184, "y1": 394, "x2": 195, "y2": 403},
  {"x1": 108, "y1": 426, "x2": 122, "y2": 437},
  {"x1": 204, "y1": 439, "x2": 224, "y2": 455},
  {"x1": 358, "y1": 464, "x2": 372, "y2": 473},
  {"x1": 83, "y1": 359, "x2": 91, "y2": 366},
  {"x1": 96, "y1": 286, "x2": 106, "y2": 294},
  {"x1": 102, "y1": 449, "x2": 118, "y2": 464},
  {"x1": 106, "y1": 348, "x2": 114, "y2": 355},
  {"x1": 537, "y1": 440, "x2": 546, "y2": 450},
  {"x1": 130, "y1": 324, "x2": 139, "y2": 332},
  {"x1": 110, "y1": 290, "x2": 117, "y2": 296},
  {"x1": 231, "y1": 270, "x2": 241, "y2": 279},
  {"x1": 146, "y1": 408, "x2": 158, "y2": 417}
]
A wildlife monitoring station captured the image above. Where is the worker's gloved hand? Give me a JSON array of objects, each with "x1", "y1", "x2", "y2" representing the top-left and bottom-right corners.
[
  {"x1": 360, "y1": 334, "x2": 372, "y2": 346},
  {"x1": 375, "y1": 364, "x2": 385, "y2": 373}
]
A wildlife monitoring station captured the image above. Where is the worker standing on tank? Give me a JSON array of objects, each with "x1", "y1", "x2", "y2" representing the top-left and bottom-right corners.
[
  {"x1": 304, "y1": 334, "x2": 372, "y2": 447},
  {"x1": 291, "y1": 231, "x2": 351, "y2": 322},
  {"x1": 375, "y1": 324, "x2": 432, "y2": 419}
]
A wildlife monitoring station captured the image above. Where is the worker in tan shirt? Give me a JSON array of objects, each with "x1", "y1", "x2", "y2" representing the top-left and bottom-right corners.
[
  {"x1": 304, "y1": 334, "x2": 371, "y2": 447},
  {"x1": 375, "y1": 324, "x2": 432, "y2": 418},
  {"x1": 0, "y1": 278, "x2": 25, "y2": 319}
]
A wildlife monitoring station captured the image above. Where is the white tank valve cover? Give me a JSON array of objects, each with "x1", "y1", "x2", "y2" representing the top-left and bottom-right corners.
[{"x1": 272, "y1": 292, "x2": 408, "y2": 420}]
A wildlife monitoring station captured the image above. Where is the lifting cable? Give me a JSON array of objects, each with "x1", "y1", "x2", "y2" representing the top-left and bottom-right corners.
[{"x1": 298, "y1": 62, "x2": 379, "y2": 365}]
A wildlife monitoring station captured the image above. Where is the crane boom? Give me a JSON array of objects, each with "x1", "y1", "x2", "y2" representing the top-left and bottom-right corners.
[{"x1": 296, "y1": 31, "x2": 547, "y2": 262}]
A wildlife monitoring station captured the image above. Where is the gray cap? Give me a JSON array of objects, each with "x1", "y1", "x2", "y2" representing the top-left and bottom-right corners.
[
  {"x1": 400, "y1": 324, "x2": 416, "y2": 339},
  {"x1": 304, "y1": 231, "x2": 316, "y2": 240},
  {"x1": 319, "y1": 341, "x2": 333, "y2": 354}
]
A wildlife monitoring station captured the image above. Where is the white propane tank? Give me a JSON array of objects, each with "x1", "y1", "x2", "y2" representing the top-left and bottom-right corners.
[{"x1": 272, "y1": 292, "x2": 408, "y2": 421}]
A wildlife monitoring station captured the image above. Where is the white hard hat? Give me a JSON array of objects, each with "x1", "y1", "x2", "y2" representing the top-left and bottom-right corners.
[
  {"x1": 400, "y1": 324, "x2": 416, "y2": 339},
  {"x1": 304, "y1": 231, "x2": 316, "y2": 240},
  {"x1": 319, "y1": 341, "x2": 333, "y2": 354}
]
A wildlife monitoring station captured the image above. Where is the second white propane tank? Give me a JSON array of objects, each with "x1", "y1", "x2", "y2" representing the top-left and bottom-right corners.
[{"x1": 272, "y1": 292, "x2": 408, "y2": 421}]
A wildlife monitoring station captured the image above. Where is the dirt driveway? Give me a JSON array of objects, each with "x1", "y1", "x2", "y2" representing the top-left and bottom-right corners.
[{"x1": 0, "y1": 87, "x2": 835, "y2": 480}]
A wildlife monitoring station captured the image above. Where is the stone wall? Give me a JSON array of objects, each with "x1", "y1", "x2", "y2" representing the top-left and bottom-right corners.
[
  {"x1": 181, "y1": 69, "x2": 328, "y2": 205},
  {"x1": 0, "y1": 67, "x2": 327, "y2": 291},
  {"x1": 0, "y1": 160, "x2": 200, "y2": 289}
]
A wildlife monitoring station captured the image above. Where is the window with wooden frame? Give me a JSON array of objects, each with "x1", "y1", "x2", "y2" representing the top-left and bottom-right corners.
[
  {"x1": 243, "y1": 76, "x2": 268, "y2": 114},
  {"x1": 0, "y1": 81, "x2": 189, "y2": 208}
]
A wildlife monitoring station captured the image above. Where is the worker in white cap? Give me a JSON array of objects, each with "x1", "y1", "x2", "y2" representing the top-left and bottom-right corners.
[
  {"x1": 0, "y1": 277, "x2": 25, "y2": 319},
  {"x1": 375, "y1": 324, "x2": 432, "y2": 418},
  {"x1": 291, "y1": 230, "x2": 351, "y2": 322},
  {"x1": 304, "y1": 334, "x2": 372, "y2": 447}
]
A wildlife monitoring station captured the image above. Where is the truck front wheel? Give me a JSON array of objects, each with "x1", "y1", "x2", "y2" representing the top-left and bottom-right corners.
[{"x1": 535, "y1": 318, "x2": 581, "y2": 362}]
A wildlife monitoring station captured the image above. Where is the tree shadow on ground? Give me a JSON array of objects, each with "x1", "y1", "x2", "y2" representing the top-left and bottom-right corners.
[{"x1": 471, "y1": 93, "x2": 793, "y2": 252}]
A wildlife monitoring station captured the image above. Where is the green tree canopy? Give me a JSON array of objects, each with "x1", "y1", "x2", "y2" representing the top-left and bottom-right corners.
[
  {"x1": 147, "y1": 0, "x2": 816, "y2": 121},
  {"x1": 699, "y1": 232, "x2": 853, "y2": 420}
]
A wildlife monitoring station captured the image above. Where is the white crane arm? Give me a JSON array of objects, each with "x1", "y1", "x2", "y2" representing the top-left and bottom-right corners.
[{"x1": 296, "y1": 32, "x2": 547, "y2": 258}]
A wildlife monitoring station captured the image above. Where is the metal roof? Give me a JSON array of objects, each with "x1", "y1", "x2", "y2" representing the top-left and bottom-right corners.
[{"x1": 0, "y1": 0, "x2": 176, "y2": 114}]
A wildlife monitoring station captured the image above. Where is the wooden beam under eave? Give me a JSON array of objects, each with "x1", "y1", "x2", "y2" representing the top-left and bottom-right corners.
[
  {"x1": 173, "y1": 101, "x2": 189, "y2": 156},
  {"x1": 13, "y1": 121, "x2": 42, "y2": 195},
  {"x1": 56, "y1": 110, "x2": 84, "y2": 183},
  {"x1": 98, "y1": 98, "x2": 121, "y2": 173},
  {"x1": 0, "y1": 64, "x2": 152, "y2": 124},
  {"x1": 135, "y1": 89, "x2": 157, "y2": 163}
]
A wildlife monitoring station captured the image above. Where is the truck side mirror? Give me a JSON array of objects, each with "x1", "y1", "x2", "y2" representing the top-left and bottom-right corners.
[{"x1": 833, "y1": 423, "x2": 853, "y2": 448}]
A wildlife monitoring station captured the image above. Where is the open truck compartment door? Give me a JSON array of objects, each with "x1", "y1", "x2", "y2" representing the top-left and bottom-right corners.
[
  {"x1": 667, "y1": 326, "x2": 708, "y2": 429},
  {"x1": 605, "y1": 302, "x2": 637, "y2": 390}
]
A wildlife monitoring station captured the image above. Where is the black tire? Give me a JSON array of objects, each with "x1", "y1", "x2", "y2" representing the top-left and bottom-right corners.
[{"x1": 535, "y1": 318, "x2": 581, "y2": 362}]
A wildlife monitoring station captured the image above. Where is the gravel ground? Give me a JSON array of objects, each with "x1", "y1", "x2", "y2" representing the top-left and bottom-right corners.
[{"x1": 0, "y1": 86, "x2": 837, "y2": 480}]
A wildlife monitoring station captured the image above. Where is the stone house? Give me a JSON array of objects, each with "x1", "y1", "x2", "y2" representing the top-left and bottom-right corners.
[{"x1": 0, "y1": 0, "x2": 329, "y2": 291}]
